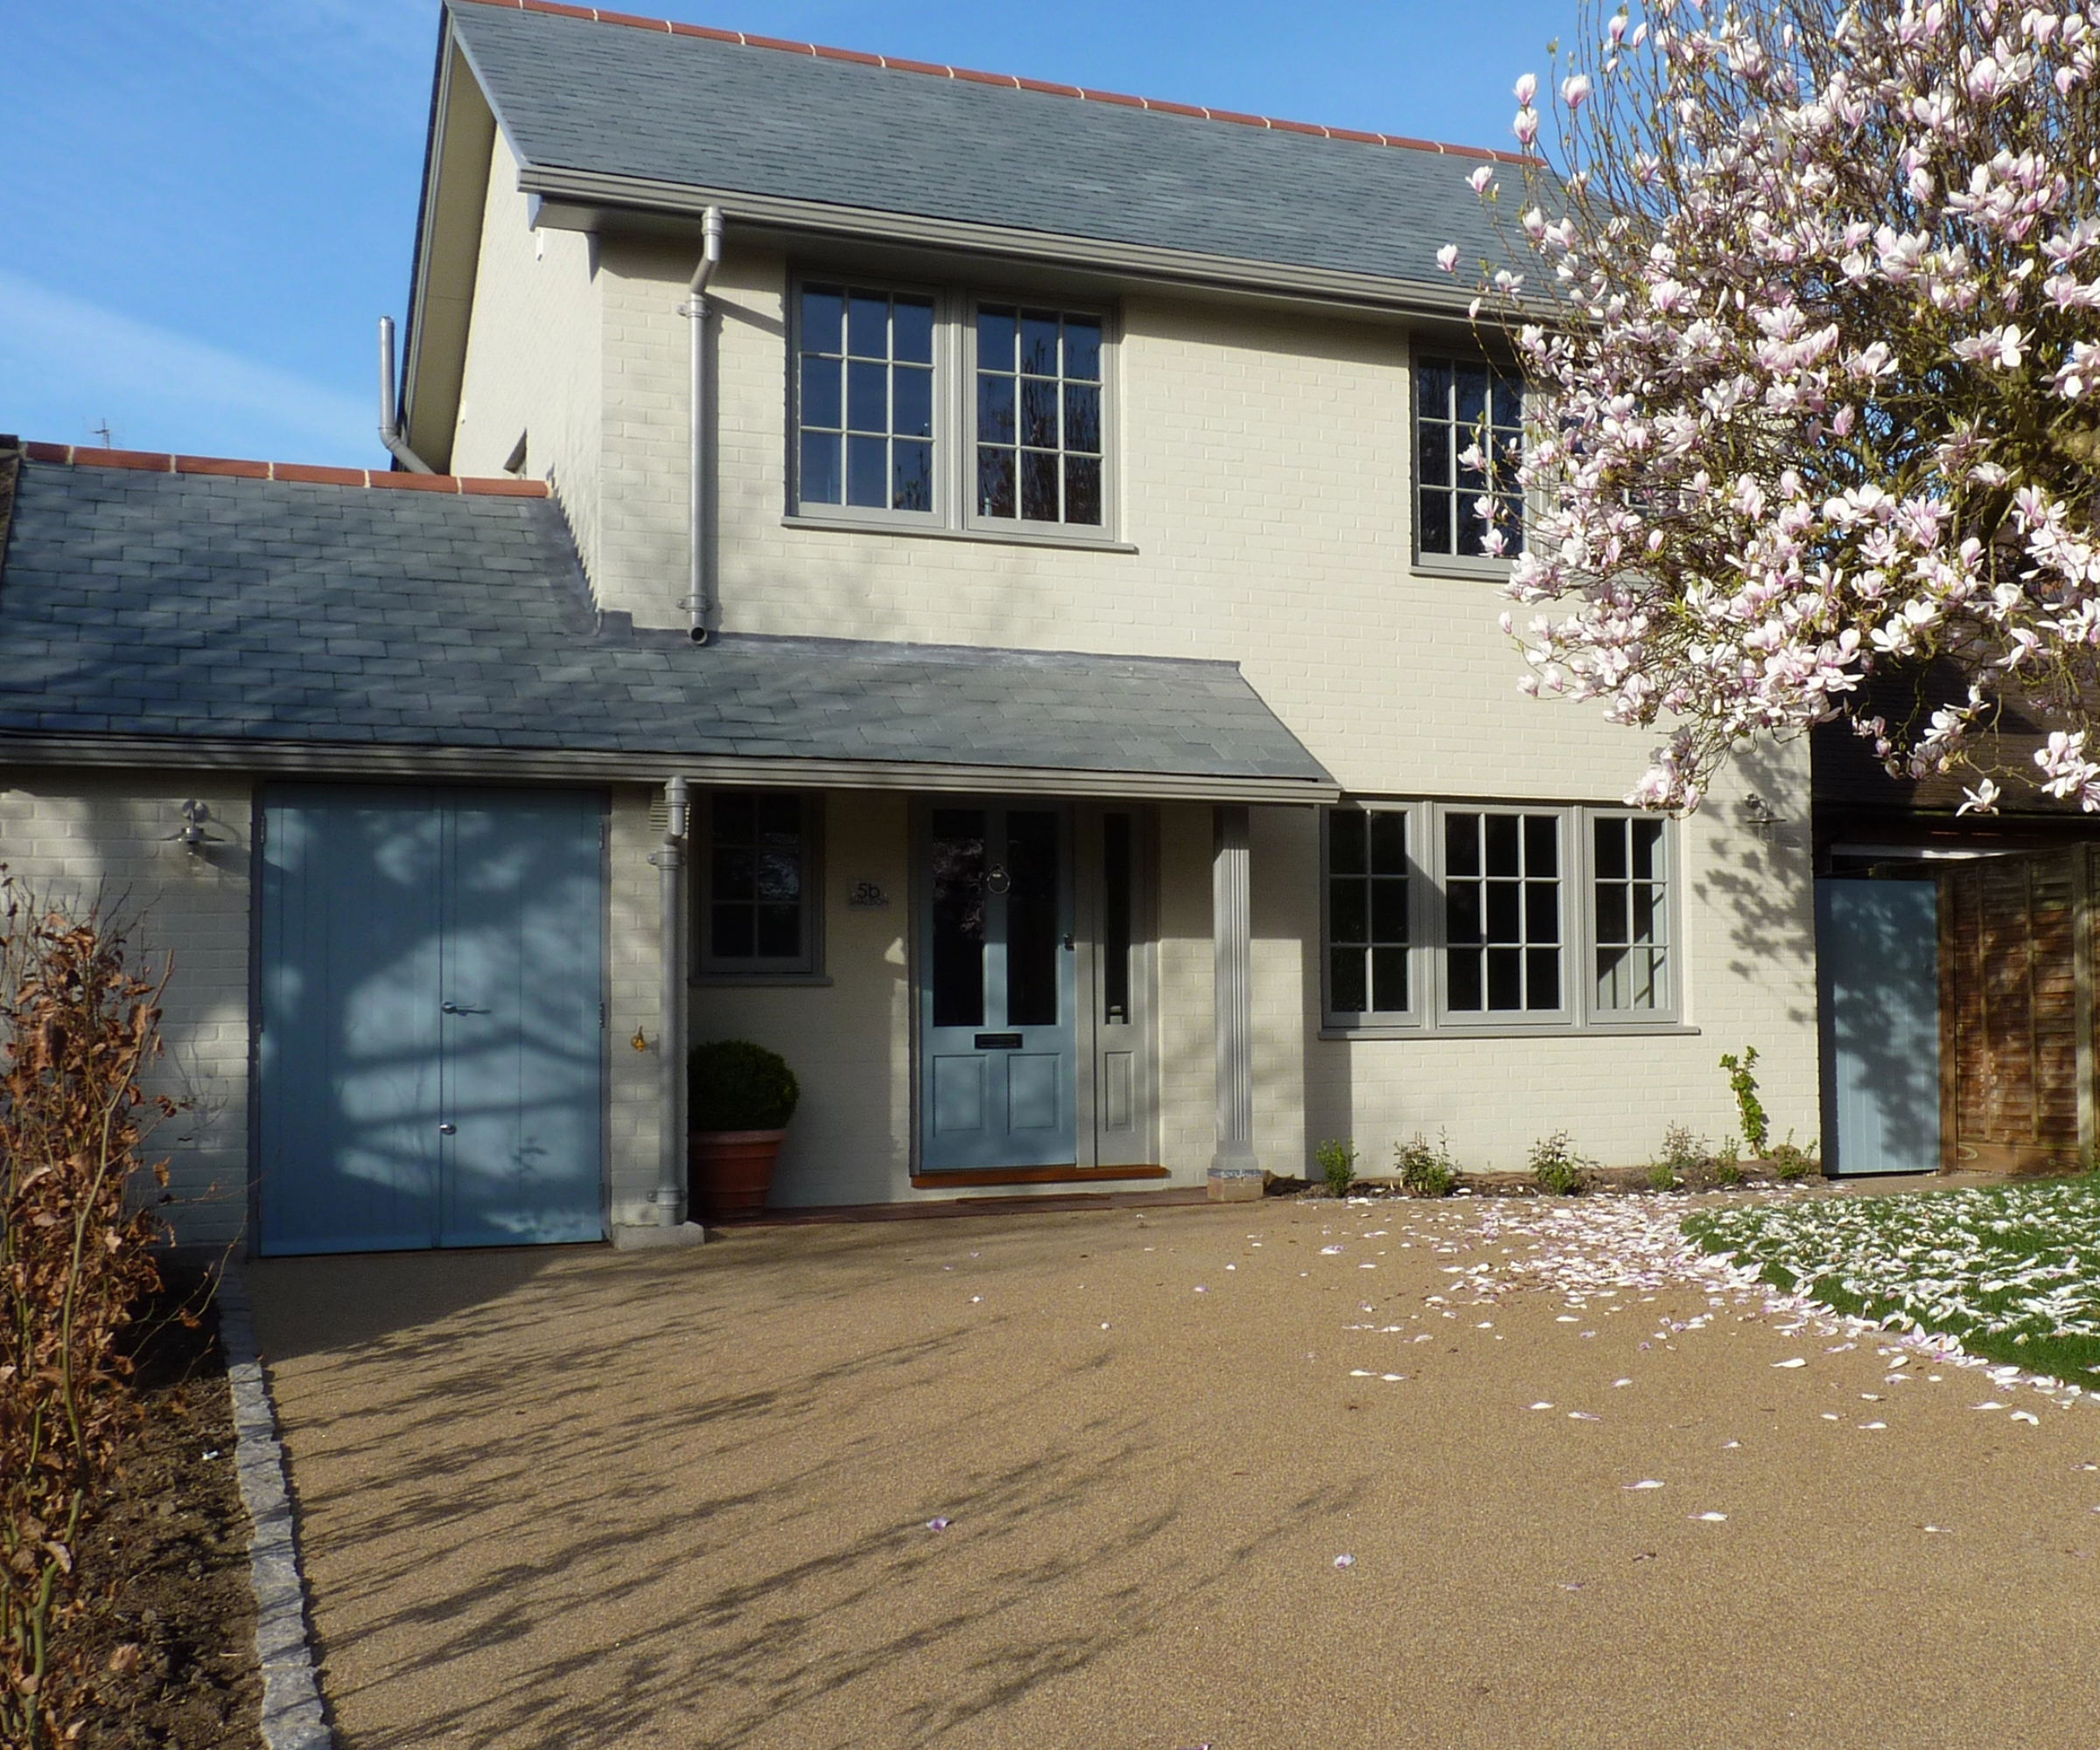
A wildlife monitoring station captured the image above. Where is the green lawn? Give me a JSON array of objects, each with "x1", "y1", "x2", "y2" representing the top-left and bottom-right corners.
[{"x1": 1684, "y1": 1176, "x2": 2100, "y2": 1383}]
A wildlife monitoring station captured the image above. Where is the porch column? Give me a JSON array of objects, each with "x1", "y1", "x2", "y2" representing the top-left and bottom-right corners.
[
  {"x1": 657, "y1": 777, "x2": 690, "y2": 1226},
  {"x1": 1209, "y1": 803, "x2": 1261, "y2": 1200}
]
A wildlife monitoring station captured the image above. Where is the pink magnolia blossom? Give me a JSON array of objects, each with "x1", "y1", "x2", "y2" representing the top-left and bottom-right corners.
[{"x1": 1450, "y1": 0, "x2": 2100, "y2": 812}]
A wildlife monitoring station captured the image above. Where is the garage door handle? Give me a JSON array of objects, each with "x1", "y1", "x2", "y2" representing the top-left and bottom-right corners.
[{"x1": 438, "y1": 1122, "x2": 457, "y2": 1136}]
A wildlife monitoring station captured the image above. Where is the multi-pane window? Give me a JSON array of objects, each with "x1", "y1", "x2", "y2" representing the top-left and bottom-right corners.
[
  {"x1": 975, "y1": 306, "x2": 1103, "y2": 527},
  {"x1": 796, "y1": 285, "x2": 935, "y2": 514},
  {"x1": 1444, "y1": 811, "x2": 1562, "y2": 1013},
  {"x1": 701, "y1": 792, "x2": 817, "y2": 975},
  {"x1": 1326, "y1": 808, "x2": 1411, "y2": 1016},
  {"x1": 1592, "y1": 815, "x2": 1669, "y2": 1012},
  {"x1": 1416, "y1": 355, "x2": 1524, "y2": 561},
  {"x1": 1322, "y1": 802, "x2": 1674, "y2": 1030}
]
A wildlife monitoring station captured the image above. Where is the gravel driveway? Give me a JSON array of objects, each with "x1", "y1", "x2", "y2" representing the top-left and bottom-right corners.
[{"x1": 248, "y1": 1194, "x2": 2100, "y2": 1748}]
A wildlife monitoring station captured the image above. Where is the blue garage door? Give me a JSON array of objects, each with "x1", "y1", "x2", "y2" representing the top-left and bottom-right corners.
[
  {"x1": 1816, "y1": 878, "x2": 1941, "y2": 1175},
  {"x1": 258, "y1": 786, "x2": 606, "y2": 1255}
]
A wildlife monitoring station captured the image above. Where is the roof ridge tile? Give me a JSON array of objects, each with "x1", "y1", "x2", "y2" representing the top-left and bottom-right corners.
[
  {"x1": 461, "y1": 0, "x2": 1537, "y2": 166},
  {"x1": 20, "y1": 442, "x2": 550, "y2": 498}
]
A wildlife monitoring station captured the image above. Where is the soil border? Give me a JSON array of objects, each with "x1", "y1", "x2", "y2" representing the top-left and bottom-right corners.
[{"x1": 216, "y1": 1264, "x2": 333, "y2": 1750}]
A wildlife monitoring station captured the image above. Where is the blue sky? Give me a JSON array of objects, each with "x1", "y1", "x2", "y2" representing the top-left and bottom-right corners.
[{"x1": 0, "y1": 0, "x2": 1573, "y2": 468}]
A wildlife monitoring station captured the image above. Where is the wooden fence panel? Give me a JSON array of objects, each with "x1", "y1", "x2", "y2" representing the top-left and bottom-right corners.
[{"x1": 1940, "y1": 850, "x2": 2090, "y2": 1174}]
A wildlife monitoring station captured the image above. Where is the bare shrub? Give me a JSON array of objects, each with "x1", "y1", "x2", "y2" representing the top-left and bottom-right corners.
[{"x1": 1, "y1": 877, "x2": 172, "y2": 1746}]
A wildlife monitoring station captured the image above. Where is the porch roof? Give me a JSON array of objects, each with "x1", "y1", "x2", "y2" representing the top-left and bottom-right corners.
[{"x1": 0, "y1": 452, "x2": 1336, "y2": 804}]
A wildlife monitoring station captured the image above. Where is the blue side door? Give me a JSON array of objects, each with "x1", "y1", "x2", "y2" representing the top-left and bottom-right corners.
[
  {"x1": 920, "y1": 803, "x2": 1076, "y2": 1172},
  {"x1": 1816, "y1": 878, "x2": 1942, "y2": 1175},
  {"x1": 438, "y1": 792, "x2": 606, "y2": 1246},
  {"x1": 259, "y1": 786, "x2": 606, "y2": 1255}
]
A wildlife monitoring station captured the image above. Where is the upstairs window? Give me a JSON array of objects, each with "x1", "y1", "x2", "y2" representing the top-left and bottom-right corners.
[
  {"x1": 795, "y1": 285, "x2": 935, "y2": 517},
  {"x1": 788, "y1": 277, "x2": 1116, "y2": 542},
  {"x1": 974, "y1": 306, "x2": 1103, "y2": 528},
  {"x1": 1415, "y1": 354, "x2": 1524, "y2": 564}
]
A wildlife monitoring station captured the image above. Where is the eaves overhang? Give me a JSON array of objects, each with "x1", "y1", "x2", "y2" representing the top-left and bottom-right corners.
[
  {"x1": 515, "y1": 162, "x2": 1515, "y2": 324},
  {"x1": 0, "y1": 732, "x2": 1340, "y2": 807}
]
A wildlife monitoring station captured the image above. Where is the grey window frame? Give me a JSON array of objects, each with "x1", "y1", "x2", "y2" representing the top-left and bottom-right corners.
[
  {"x1": 788, "y1": 278, "x2": 948, "y2": 530},
  {"x1": 1431, "y1": 803, "x2": 1573, "y2": 1028},
  {"x1": 1409, "y1": 340, "x2": 1526, "y2": 581},
  {"x1": 1320, "y1": 800, "x2": 1682, "y2": 1034},
  {"x1": 695, "y1": 789, "x2": 827, "y2": 982},
  {"x1": 1319, "y1": 802, "x2": 1426, "y2": 1028},
  {"x1": 962, "y1": 295, "x2": 1116, "y2": 539},
  {"x1": 1579, "y1": 808, "x2": 1679, "y2": 1025},
  {"x1": 784, "y1": 271, "x2": 1123, "y2": 548}
]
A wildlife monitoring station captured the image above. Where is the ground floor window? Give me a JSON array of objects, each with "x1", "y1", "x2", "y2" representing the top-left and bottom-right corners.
[
  {"x1": 697, "y1": 790, "x2": 822, "y2": 977},
  {"x1": 1321, "y1": 801, "x2": 1676, "y2": 1031}
]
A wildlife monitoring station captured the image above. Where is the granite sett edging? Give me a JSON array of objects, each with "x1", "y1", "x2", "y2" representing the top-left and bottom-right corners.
[{"x1": 215, "y1": 1265, "x2": 334, "y2": 1750}]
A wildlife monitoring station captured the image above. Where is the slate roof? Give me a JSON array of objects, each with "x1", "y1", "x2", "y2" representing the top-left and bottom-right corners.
[
  {"x1": 0, "y1": 458, "x2": 1333, "y2": 794},
  {"x1": 445, "y1": 0, "x2": 1516, "y2": 297}
]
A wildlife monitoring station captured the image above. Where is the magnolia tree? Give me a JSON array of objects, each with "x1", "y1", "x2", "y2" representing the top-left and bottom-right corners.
[{"x1": 1450, "y1": 0, "x2": 2100, "y2": 811}]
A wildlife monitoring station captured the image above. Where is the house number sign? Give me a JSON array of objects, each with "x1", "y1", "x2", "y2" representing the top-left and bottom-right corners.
[{"x1": 847, "y1": 879, "x2": 888, "y2": 908}]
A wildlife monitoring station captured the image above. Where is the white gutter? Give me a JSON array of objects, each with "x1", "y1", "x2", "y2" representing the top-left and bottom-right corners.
[
  {"x1": 682, "y1": 207, "x2": 725, "y2": 643},
  {"x1": 519, "y1": 166, "x2": 1556, "y2": 324},
  {"x1": 376, "y1": 317, "x2": 436, "y2": 474},
  {"x1": 0, "y1": 733, "x2": 1342, "y2": 804}
]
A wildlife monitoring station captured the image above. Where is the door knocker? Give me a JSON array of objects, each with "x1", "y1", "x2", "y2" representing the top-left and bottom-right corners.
[{"x1": 983, "y1": 864, "x2": 1012, "y2": 895}]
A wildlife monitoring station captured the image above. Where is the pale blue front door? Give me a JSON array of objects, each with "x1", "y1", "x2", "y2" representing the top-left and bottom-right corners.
[
  {"x1": 1816, "y1": 878, "x2": 1941, "y2": 1175},
  {"x1": 920, "y1": 803, "x2": 1076, "y2": 1172},
  {"x1": 258, "y1": 786, "x2": 606, "y2": 1254}
]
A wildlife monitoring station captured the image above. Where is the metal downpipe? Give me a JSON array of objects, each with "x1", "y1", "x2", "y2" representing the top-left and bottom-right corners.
[
  {"x1": 375, "y1": 316, "x2": 436, "y2": 474},
  {"x1": 684, "y1": 207, "x2": 725, "y2": 644}
]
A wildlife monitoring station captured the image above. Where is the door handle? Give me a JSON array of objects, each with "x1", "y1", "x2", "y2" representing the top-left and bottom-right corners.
[
  {"x1": 438, "y1": 1122, "x2": 457, "y2": 1136},
  {"x1": 441, "y1": 1001, "x2": 489, "y2": 1015}
]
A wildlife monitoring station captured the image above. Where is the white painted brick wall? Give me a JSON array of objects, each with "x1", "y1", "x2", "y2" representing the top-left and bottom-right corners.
[
  {"x1": 0, "y1": 771, "x2": 254, "y2": 1248},
  {"x1": 696, "y1": 792, "x2": 914, "y2": 1208},
  {"x1": 444, "y1": 220, "x2": 1824, "y2": 1192},
  {"x1": 607, "y1": 786, "x2": 664, "y2": 1224},
  {"x1": 450, "y1": 131, "x2": 606, "y2": 584}
]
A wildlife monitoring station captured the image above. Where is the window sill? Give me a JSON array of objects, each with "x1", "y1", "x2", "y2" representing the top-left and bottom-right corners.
[
  {"x1": 1320, "y1": 1021, "x2": 1699, "y2": 1040},
  {"x1": 1409, "y1": 557, "x2": 1516, "y2": 584},
  {"x1": 785, "y1": 513, "x2": 1137, "y2": 555},
  {"x1": 693, "y1": 973, "x2": 834, "y2": 989}
]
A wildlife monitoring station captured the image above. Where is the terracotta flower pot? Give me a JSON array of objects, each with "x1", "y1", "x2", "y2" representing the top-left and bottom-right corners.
[{"x1": 689, "y1": 1128, "x2": 788, "y2": 1222}]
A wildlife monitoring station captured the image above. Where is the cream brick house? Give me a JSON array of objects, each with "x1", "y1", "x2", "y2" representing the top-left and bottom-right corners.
[{"x1": 0, "y1": 0, "x2": 1818, "y2": 1256}]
